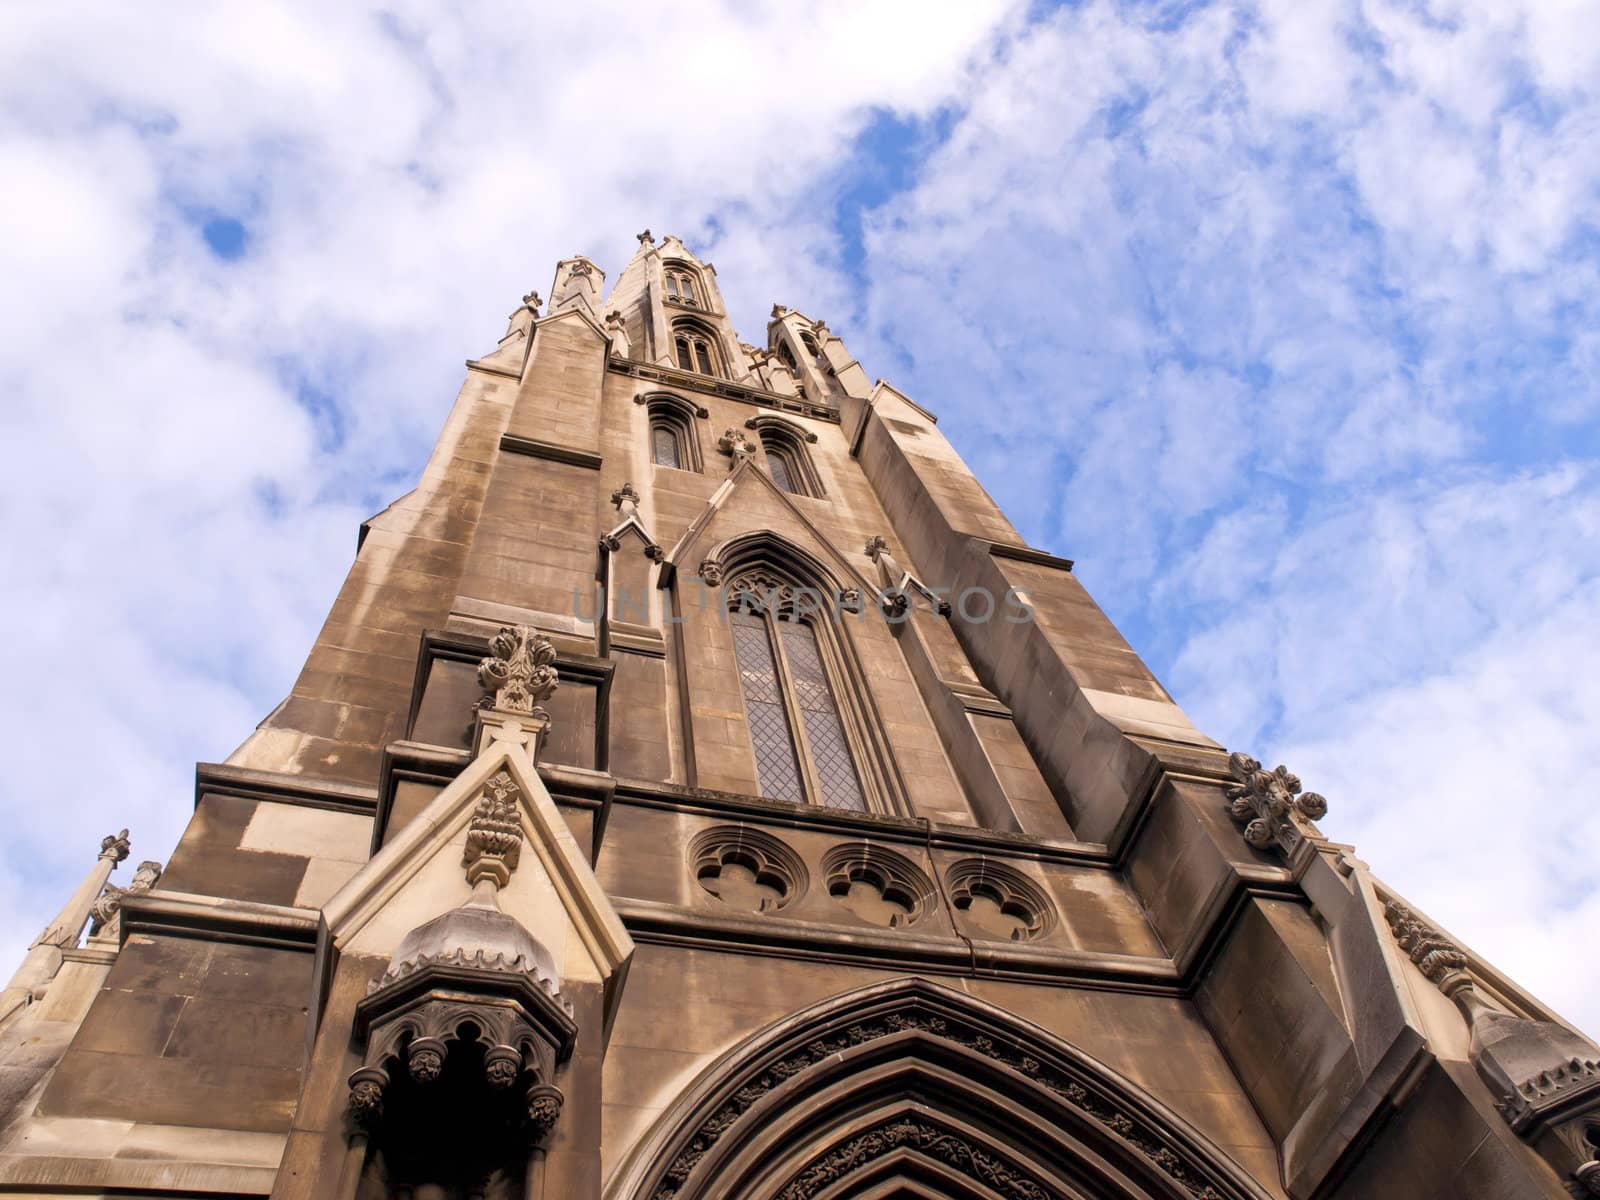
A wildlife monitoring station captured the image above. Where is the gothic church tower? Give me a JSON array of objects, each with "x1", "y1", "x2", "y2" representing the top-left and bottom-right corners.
[{"x1": 2, "y1": 234, "x2": 1598, "y2": 1200}]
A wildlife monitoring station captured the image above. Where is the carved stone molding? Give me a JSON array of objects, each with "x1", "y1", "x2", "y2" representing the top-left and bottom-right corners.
[
  {"x1": 644, "y1": 992, "x2": 1235, "y2": 1200},
  {"x1": 776, "y1": 1117, "x2": 1050, "y2": 1200},
  {"x1": 745, "y1": 414, "x2": 818, "y2": 443},
  {"x1": 1223, "y1": 752, "x2": 1327, "y2": 856},
  {"x1": 477, "y1": 625, "x2": 559, "y2": 716},
  {"x1": 1385, "y1": 899, "x2": 1468, "y2": 989},
  {"x1": 864, "y1": 535, "x2": 889, "y2": 560}
]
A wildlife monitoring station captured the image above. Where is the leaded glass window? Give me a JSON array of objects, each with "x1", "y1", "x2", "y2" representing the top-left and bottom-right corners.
[
  {"x1": 672, "y1": 322, "x2": 721, "y2": 377},
  {"x1": 652, "y1": 423, "x2": 681, "y2": 468},
  {"x1": 767, "y1": 447, "x2": 796, "y2": 494},
  {"x1": 777, "y1": 620, "x2": 866, "y2": 810},
  {"x1": 728, "y1": 595, "x2": 867, "y2": 812},
  {"x1": 730, "y1": 611, "x2": 803, "y2": 804}
]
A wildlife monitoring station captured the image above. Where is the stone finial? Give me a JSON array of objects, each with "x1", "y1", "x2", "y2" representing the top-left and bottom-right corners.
[
  {"x1": 522, "y1": 290, "x2": 542, "y2": 314},
  {"x1": 811, "y1": 318, "x2": 829, "y2": 336},
  {"x1": 865, "y1": 535, "x2": 889, "y2": 560},
  {"x1": 718, "y1": 427, "x2": 757, "y2": 465},
  {"x1": 89, "y1": 859, "x2": 162, "y2": 936},
  {"x1": 567, "y1": 259, "x2": 592, "y2": 278},
  {"x1": 100, "y1": 830, "x2": 131, "y2": 863},
  {"x1": 605, "y1": 309, "x2": 625, "y2": 328},
  {"x1": 478, "y1": 626, "x2": 559, "y2": 716},
  {"x1": 771, "y1": 303, "x2": 788, "y2": 319},
  {"x1": 637, "y1": 229, "x2": 654, "y2": 246},
  {"x1": 464, "y1": 771, "x2": 524, "y2": 890},
  {"x1": 1224, "y1": 753, "x2": 1327, "y2": 856},
  {"x1": 1384, "y1": 897, "x2": 1600, "y2": 1170},
  {"x1": 611, "y1": 482, "x2": 641, "y2": 518}
]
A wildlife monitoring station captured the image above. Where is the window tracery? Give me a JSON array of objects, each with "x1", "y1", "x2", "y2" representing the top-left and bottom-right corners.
[{"x1": 726, "y1": 569, "x2": 867, "y2": 812}]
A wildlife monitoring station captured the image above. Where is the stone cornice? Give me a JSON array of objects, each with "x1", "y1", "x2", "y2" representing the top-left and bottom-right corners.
[
  {"x1": 498, "y1": 433, "x2": 603, "y2": 470},
  {"x1": 607, "y1": 358, "x2": 839, "y2": 422},
  {"x1": 120, "y1": 890, "x2": 319, "y2": 951},
  {"x1": 195, "y1": 761, "x2": 378, "y2": 814}
]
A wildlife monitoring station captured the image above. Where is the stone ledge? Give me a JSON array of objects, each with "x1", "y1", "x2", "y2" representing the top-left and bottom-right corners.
[{"x1": 120, "y1": 891, "x2": 318, "y2": 952}]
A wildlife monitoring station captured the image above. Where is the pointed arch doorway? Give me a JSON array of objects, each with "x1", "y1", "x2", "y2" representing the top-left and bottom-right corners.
[{"x1": 608, "y1": 979, "x2": 1273, "y2": 1200}]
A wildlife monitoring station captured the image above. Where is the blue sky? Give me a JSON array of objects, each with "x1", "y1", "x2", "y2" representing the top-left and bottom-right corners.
[{"x1": 4, "y1": 1, "x2": 1600, "y2": 1030}]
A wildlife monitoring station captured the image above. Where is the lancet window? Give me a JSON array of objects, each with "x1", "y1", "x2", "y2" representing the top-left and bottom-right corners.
[
  {"x1": 727, "y1": 571, "x2": 867, "y2": 812},
  {"x1": 672, "y1": 319, "x2": 722, "y2": 377},
  {"x1": 757, "y1": 427, "x2": 822, "y2": 497}
]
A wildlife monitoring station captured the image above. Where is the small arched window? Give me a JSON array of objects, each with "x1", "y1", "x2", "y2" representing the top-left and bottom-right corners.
[
  {"x1": 673, "y1": 320, "x2": 722, "y2": 378},
  {"x1": 776, "y1": 341, "x2": 798, "y2": 373},
  {"x1": 757, "y1": 426, "x2": 823, "y2": 498},
  {"x1": 727, "y1": 575, "x2": 866, "y2": 812},
  {"x1": 644, "y1": 395, "x2": 704, "y2": 471},
  {"x1": 663, "y1": 262, "x2": 701, "y2": 307}
]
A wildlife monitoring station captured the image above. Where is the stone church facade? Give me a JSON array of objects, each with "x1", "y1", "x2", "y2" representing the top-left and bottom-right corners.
[{"x1": 2, "y1": 233, "x2": 1597, "y2": 1199}]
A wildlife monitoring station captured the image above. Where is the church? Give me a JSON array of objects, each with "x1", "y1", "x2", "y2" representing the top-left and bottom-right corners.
[{"x1": 2, "y1": 233, "x2": 1597, "y2": 1199}]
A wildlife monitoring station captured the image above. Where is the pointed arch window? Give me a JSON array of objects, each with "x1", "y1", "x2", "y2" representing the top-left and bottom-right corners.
[
  {"x1": 727, "y1": 576, "x2": 867, "y2": 812},
  {"x1": 644, "y1": 395, "x2": 704, "y2": 472},
  {"x1": 664, "y1": 263, "x2": 701, "y2": 307},
  {"x1": 757, "y1": 427, "x2": 823, "y2": 498},
  {"x1": 672, "y1": 319, "x2": 722, "y2": 378}
]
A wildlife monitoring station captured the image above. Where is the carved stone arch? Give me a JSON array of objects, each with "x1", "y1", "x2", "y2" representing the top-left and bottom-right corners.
[
  {"x1": 636, "y1": 390, "x2": 710, "y2": 421},
  {"x1": 699, "y1": 529, "x2": 865, "y2": 601},
  {"x1": 608, "y1": 978, "x2": 1273, "y2": 1200}
]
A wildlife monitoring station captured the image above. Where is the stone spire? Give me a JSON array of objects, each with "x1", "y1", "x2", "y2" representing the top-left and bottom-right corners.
[{"x1": 1, "y1": 829, "x2": 132, "y2": 1019}]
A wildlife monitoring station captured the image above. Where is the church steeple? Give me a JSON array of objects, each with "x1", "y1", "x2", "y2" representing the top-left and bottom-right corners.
[{"x1": 0, "y1": 232, "x2": 1591, "y2": 1200}]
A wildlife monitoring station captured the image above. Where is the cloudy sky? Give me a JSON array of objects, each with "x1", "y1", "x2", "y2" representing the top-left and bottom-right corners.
[{"x1": 4, "y1": 1, "x2": 1599, "y2": 1031}]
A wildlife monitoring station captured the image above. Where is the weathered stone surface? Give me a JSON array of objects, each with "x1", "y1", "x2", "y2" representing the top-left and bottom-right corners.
[{"x1": 0, "y1": 235, "x2": 1582, "y2": 1200}]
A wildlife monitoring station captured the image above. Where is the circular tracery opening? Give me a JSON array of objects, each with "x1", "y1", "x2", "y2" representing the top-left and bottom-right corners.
[
  {"x1": 945, "y1": 859, "x2": 1054, "y2": 943},
  {"x1": 690, "y1": 826, "x2": 807, "y2": 914},
  {"x1": 821, "y1": 843, "x2": 935, "y2": 929}
]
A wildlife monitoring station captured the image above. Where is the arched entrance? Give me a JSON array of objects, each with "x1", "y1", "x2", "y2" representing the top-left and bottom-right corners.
[{"x1": 608, "y1": 978, "x2": 1274, "y2": 1200}]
